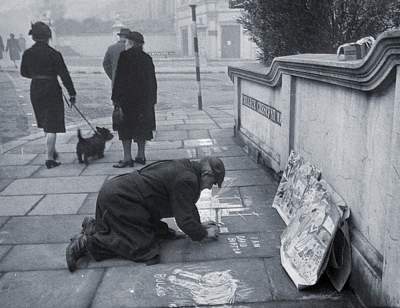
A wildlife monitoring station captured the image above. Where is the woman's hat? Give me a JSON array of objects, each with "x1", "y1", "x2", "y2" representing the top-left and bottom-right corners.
[
  {"x1": 117, "y1": 28, "x2": 130, "y2": 37},
  {"x1": 127, "y1": 31, "x2": 144, "y2": 44},
  {"x1": 28, "y1": 21, "x2": 52, "y2": 39}
]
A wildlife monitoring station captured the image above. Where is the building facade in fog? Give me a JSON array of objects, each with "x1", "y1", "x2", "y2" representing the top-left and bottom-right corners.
[{"x1": 175, "y1": 0, "x2": 257, "y2": 59}]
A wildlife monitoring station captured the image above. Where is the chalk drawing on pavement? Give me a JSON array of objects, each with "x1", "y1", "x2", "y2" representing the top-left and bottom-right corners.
[
  {"x1": 227, "y1": 235, "x2": 261, "y2": 254},
  {"x1": 154, "y1": 266, "x2": 254, "y2": 307}
]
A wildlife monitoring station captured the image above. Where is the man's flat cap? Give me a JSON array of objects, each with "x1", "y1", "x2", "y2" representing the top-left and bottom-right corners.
[{"x1": 208, "y1": 157, "x2": 225, "y2": 188}]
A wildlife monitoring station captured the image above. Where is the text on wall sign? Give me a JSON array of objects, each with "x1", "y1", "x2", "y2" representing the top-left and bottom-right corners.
[{"x1": 242, "y1": 94, "x2": 281, "y2": 126}]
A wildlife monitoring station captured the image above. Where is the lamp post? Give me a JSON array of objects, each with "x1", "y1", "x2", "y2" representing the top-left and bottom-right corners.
[{"x1": 189, "y1": 4, "x2": 203, "y2": 110}]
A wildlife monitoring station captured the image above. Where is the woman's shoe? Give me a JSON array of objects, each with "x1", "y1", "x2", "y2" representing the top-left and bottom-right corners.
[
  {"x1": 134, "y1": 157, "x2": 146, "y2": 165},
  {"x1": 113, "y1": 159, "x2": 134, "y2": 168},
  {"x1": 45, "y1": 160, "x2": 61, "y2": 169}
]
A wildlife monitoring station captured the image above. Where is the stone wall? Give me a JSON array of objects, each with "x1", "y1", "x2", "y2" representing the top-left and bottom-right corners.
[{"x1": 228, "y1": 30, "x2": 400, "y2": 307}]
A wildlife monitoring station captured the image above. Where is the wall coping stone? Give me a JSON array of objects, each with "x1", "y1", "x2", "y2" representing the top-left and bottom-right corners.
[{"x1": 228, "y1": 29, "x2": 400, "y2": 91}]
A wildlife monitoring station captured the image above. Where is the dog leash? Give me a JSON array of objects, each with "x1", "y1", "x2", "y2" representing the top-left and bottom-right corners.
[{"x1": 62, "y1": 92, "x2": 97, "y2": 134}]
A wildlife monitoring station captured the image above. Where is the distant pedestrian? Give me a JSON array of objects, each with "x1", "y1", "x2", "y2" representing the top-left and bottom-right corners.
[
  {"x1": 102, "y1": 27, "x2": 130, "y2": 86},
  {"x1": 5, "y1": 33, "x2": 21, "y2": 68},
  {"x1": 111, "y1": 31, "x2": 157, "y2": 168},
  {"x1": 18, "y1": 34, "x2": 26, "y2": 52},
  {"x1": 0, "y1": 34, "x2": 4, "y2": 68},
  {"x1": 20, "y1": 22, "x2": 77, "y2": 169}
]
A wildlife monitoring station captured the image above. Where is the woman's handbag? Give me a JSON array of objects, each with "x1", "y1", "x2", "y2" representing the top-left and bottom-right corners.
[{"x1": 112, "y1": 104, "x2": 124, "y2": 131}]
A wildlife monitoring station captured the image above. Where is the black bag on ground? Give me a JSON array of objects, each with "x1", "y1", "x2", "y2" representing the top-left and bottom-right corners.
[{"x1": 112, "y1": 105, "x2": 124, "y2": 131}]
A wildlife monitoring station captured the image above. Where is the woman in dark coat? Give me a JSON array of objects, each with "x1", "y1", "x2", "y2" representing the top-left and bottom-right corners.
[
  {"x1": 66, "y1": 157, "x2": 226, "y2": 272},
  {"x1": 111, "y1": 31, "x2": 157, "y2": 168},
  {"x1": 20, "y1": 22, "x2": 77, "y2": 169},
  {"x1": 5, "y1": 33, "x2": 21, "y2": 68}
]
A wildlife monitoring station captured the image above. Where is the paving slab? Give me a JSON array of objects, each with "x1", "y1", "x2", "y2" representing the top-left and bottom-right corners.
[
  {"x1": 0, "y1": 179, "x2": 12, "y2": 193},
  {"x1": 29, "y1": 193, "x2": 87, "y2": 215},
  {"x1": 81, "y1": 163, "x2": 141, "y2": 176},
  {"x1": 109, "y1": 140, "x2": 182, "y2": 151},
  {"x1": 30, "y1": 152, "x2": 77, "y2": 165},
  {"x1": 153, "y1": 130, "x2": 187, "y2": 141},
  {"x1": 0, "y1": 154, "x2": 37, "y2": 166},
  {"x1": 209, "y1": 128, "x2": 234, "y2": 138},
  {"x1": 157, "y1": 119, "x2": 185, "y2": 125},
  {"x1": 187, "y1": 130, "x2": 210, "y2": 139},
  {"x1": 240, "y1": 185, "x2": 278, "y2": 210},
  {"x1": 0, "y1": 176, "x2": 106, "y2": 195},
  {"x1": 32, "y1": 163, "x2": 86, "y2": 178},
  {"x1": 224, "y1": 170, "x2": 275, "y2": 187},
  {"x1": 147, "y1": 148, "x2": 197, "y2": 160},
  {"x1": 263, "y1": 257, "x2": 358, "y2": 306},
  {"x1": 78, "y1": 193, "x2": 98, "y2": 214},
  {"x1": 212, "y1": 137, "x2": 238, "y2": 146},
  {"x1": 0, "y1": 269, "x2": 103, "y2": 308},
  {"x1": 176, "y1": 123, "x2": 218, "y2": 130},
  {"x1": 0, "y1": 245, "x2": 11, "y2": 261},
  {"x1": 160, "y1": 232, "x2": 280, "y2": 263},
  {"x1": 221, "y1": 156, "x2": 259, "y2": 170},
  {"x1": 184, "y1": 119, "x2": 216, "y2": 125},
  {"x1": 184, "y1": 138, "x2": 214, "y2": 147},
  {"x1": 92, "y1": 259, "x2": 272, "y2": 308},
  {"x1": 0, "y1": 216, "x2": 10, "y2": 228},
  {"x1": 0, "y1": 215, "x2": 86, "y2": 244},
  {"x1": 8, "y1": 143, "x2": 45, "y2": 154},
  {"x1": 197, "y1": 145, "x2": 246, "y2": 157},
  {"x1": 0, "y1": 165, "x2": 41, "y2": 179},
  {"x1": 0, "y1": 243, "x2": 67, "y2": 271},
  {"x1": 0, "y1": 195, "x2": 43, "y2": 216}
]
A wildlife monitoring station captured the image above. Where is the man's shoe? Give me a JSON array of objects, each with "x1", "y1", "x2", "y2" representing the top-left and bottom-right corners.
[
  {"x1": 45, "y1": 160, "x2": 61, "y2": 169},
  {"x1": 113, "y1": 159, "x2": 134, "y2": 168},
  {"x1": 66, "y1": 234, "x2": 88, "y2": 272}
]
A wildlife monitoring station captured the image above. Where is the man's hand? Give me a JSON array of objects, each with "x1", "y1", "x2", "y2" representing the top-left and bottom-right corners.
[
  {"x1": 69, "y1": 95, "x2": 76, "y2": 106},
  {"x1": 205, "y1": 224, "x2": 219, "y2": 241}
]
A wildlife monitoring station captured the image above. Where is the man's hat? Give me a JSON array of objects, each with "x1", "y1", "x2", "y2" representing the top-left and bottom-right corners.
[
  {"x1": 208, "y1": 157, "x2": 225, "y2": 188},
  {"x1": 127, "y1": 31, "x2": 144, "y2": 44},
  {"x1": 28, "y1": 21, "x2": 51, "y2": 39},
  {"x1": 117, "y1": 28, "x2": 130, "y2": 37}
]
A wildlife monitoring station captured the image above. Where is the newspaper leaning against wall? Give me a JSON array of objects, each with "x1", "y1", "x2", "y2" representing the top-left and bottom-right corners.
[
  {"x1": 280, "y1": 179, "x2": 348, "y2": 289},
  {"x1": 272, "y1": 150, "x2": 321, "y2": 225}
]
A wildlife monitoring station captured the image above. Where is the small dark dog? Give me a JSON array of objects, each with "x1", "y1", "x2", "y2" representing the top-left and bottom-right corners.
[{"x1": 76, "y1": 127, "x2": 113, "y2": 165}]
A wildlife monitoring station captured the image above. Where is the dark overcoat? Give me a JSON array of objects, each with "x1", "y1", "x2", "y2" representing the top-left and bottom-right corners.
[
  {"x1": 111, "y1": 47, "x2": 157, "y2": 140},
  {"x1": 20, "y1": 42, "x2": 76, "y2": 133},
  {"x1": 5, "y1": 37, "x2": 21, "y2": 61},
  {"x1": 86, "y1": 159, "x2": 208, "y2": 262}
]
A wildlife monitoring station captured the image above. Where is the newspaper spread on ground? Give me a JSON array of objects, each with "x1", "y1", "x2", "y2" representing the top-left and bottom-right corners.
[{"x1": 272, "y1": 150, "x2": 321, "y2": 225}]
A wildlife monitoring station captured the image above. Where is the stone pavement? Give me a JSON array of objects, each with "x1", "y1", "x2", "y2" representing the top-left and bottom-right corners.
[{"x1": 0, "y1": 75, "x2": 362, "y2": 308}]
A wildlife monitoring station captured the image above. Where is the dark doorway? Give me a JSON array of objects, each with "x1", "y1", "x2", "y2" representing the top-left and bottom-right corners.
[
  {"x1": 181, "y1": 27, "x2": 189, "y2": 56},
  {"x1": 221, "y1": 25, "x2": 240, "y2": 58}
]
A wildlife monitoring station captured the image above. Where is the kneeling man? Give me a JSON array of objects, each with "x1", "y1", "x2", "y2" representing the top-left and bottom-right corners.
[{"x1": 66, "y1": 156, "x2": 225, "y2": 271}]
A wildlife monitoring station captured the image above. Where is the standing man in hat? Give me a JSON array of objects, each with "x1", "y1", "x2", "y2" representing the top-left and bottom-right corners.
[
  {"x1": 20, "y1": 21, "x2": 77, "y2": 169},
  {"x1": 66, "y1": 156, "x2": 225, "y2": 272},
  {"x1": 102, "y1": 27, "x2": 130, "y2": 86},
  {"x1": 111, "y1": 31, "x2": 157, "y2": 168}
]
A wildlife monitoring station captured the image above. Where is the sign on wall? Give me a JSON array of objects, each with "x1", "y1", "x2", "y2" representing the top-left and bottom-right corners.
[{"x1": 242, "y1": 94, "x2": 282, "y2": 126}]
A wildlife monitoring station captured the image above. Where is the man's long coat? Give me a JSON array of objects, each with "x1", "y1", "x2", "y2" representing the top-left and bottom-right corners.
[{"x1": 87, "y1": 159, "x2": 208, "y2": 262}]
